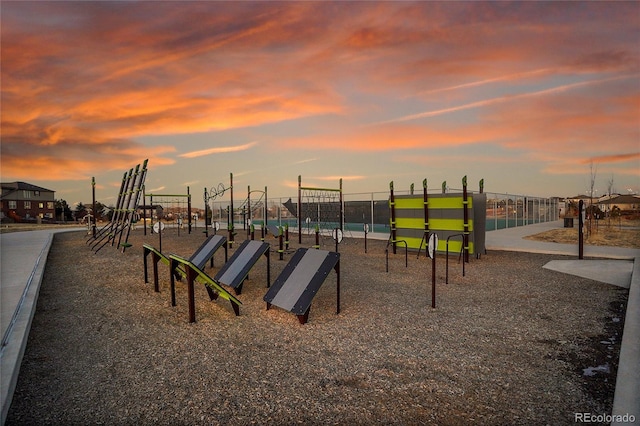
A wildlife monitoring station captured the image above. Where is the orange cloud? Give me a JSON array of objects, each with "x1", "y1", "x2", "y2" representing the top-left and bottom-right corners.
[
  {"x1": 1, "y1": 1, "x2": 638, "y2": 189},
  {"x1": 179, "y1": 141, "x2": 259, "y2": 158},
  {"x1": 581, "y1": 153, "x2": 640, "y2": 165}
]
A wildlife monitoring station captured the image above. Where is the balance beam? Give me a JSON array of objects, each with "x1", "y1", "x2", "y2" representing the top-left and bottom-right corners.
[
  {"x1": 143, "y1": 235, "x2": 227, "y2": 294},
  {"x1": 263, "y1": 248, "x2": 340, "y2": 324},
  {"x1": 143, "y1": 244, "x2": 171, "y2": 292},
  {"x1": 168, "y1": 254, "x2": 242, "y2": 323},
  {"x1": 214, "y1": 240, "x2": 270, "y2": 295}
]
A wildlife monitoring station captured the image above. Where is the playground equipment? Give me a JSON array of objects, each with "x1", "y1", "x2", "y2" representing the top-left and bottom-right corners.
[
  {"x1": 264, "y1": 248, "x2": 340, "y2": 324},
  {"x1": 142, "y1": 234, "x2": 227, "y2": 293},
  {"x1": 388, "y1": 176, "x2": 486, "y2": 260},
  {"x1": 87, "y1": 160, "x2": 148, "y2": 253},
  {"x1": 240, "y1": 185, "x2": 268, "y2": 237},
  {"x1": 213, "y1": 240, "x2": 271, "y2": 295},
  {"x1": 168, "y1": 254, "x2": 243, "y2": 323},
  {"x1": 297, "y1": 175, "x2": 343, "y2": 244},
  {"x1": 143, "y1": 189, "x2": 192, "y2": 235},
  {"x1": 203, "y1": 177, "x2": 231, "y2": 237}
]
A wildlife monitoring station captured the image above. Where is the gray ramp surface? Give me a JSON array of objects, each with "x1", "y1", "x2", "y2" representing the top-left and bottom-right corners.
[
  {"x1": 214, "y1": 240, "x2": 268, "y2": 288},
  {"x1": 190, "y1": 235, "x2": 225, "y2": 269},
  {"x1": 269, "y1": 249, "x2": 330, "y2": 311}
]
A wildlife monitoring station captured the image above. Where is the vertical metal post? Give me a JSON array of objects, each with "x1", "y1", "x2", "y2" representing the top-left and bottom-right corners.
[
  {"x1": 298, "y1": 175, "x2": 302, "y2": 244},
  {"x1": 370, "y1": 191, "x2": 374, "y2": 233},
  {"x1": 91, "y1": 177, "x2": 96, "y2": 238},
  {"x1": 203, "y1": 188, "x2": 209, "y2": 238},
  {"x1": 187, "y1": 186, "x2": 192, "y2": 234},
  {"x1": 339, "y1": 178, "x2": 344, "y2": 234},
  {"x1": 579, "y1": 200, "x2": 584, "y2": 259},
  {"x1": 423, "y1": 178, "x2": 429, "y2": 249},
  {"x1": 462, "y1": 176, "x2": 469, "y2": 263},
  {"x1": 247, "y1": 185, "x2": 251, "y2": 239},
  {"x1": 431, "y1": 240, "x2": 437, "y2": 309},
  {"x1": 506, "y1": 195, "x2": 509, "y2": 229},
  {"x1": 229, "y1": 173, "x2": 234, "y2": 248},
  {"x1": 389, "y1": 181, "x2": 397, "y2": 254},
  {"x1": 336, "y1": 261, "x2": 341, "y2": 315}
]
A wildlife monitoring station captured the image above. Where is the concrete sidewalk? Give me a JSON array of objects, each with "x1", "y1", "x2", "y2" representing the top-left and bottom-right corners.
[
  {"x1": 1, "y1": 228, "x2": 84, "y2": 425},
  {"x1": 485, "y1": 219, "x2": 640, "y2": 260}
]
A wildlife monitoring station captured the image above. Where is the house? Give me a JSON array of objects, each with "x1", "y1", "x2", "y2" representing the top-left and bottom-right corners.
[
  {"x1": 1, "y1": 182, "x2": 56, "y2": 222},
  {"x1": 597, "y1": 194, "x2": 640, "y2": 215}
]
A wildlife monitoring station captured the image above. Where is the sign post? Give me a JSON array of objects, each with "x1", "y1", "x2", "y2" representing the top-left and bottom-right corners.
[
  {"x1": 428, "y1": 233, "x2": 438, "y2": 308},
  {"x1": 363, "y1": 223, "x2": 369, "y2": 253},
  {"x1": 333, "y1": 228, "x2": 343, "y2": 252}
]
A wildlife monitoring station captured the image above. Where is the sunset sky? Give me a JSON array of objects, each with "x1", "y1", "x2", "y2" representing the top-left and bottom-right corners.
[{"x1": 1, "y1": 1, "x2": 639, "y2": 207}]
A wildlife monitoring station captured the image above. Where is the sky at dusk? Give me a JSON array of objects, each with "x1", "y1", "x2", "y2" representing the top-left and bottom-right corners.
[{"x1": 1, "y1": 1, "x2": 639, "y2": 208}]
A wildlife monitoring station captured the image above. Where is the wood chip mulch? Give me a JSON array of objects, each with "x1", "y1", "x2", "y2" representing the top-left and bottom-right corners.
[{"x1": 6, "y1": 227, "x2": 627, "y2": 425}]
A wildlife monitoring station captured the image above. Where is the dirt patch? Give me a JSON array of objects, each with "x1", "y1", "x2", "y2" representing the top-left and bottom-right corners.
[{"x1": 524, "y1": 219, "x2": 640, "y2": 249}]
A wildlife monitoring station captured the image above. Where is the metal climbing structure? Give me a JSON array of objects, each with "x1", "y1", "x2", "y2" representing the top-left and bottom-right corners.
[{"x1": 87, "y1": 159, "x2": 148, "y2": 253}]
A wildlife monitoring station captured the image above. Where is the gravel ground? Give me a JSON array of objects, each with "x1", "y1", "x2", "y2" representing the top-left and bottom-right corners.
[{"x1": 6, "y1": 228, "x2": 627, "y2": 425}]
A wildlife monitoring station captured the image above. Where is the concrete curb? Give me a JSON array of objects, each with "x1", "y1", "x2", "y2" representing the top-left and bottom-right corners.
[
  {"x1": 611, "y1": 256, "x2": 640, "y2": 425},
  {"x1": 0, "y1": 233, "x2": 54, "y2": 425}
]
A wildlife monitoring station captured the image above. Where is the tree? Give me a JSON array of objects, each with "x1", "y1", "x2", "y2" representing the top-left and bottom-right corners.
[
  {"x1": 606, "y1": 175, "x2": 615, "y2": 226},
  {"x1": 587, "y1": 161, "x2": 598, "y2": 236},
  {"x1": 55, "y1": 199, "x2": 73, "y2": 222},
  {"x1": 74, "y1": 202, "x2": 89, "y2": 222}
]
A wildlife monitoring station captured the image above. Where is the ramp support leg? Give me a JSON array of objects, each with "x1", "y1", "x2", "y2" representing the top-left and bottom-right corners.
[
  {"x1": 169, "y1": 258, "x2": 178, "y2": 307},
  {"x1": 186, "y1": 266, "x2": 197, "y2": 323},
  {"x1": 152, "y1": 252, "x2": 160, "y2": 292},
  {"x1": 297, "y1": 307, "x2": 310, "y2": 325}
]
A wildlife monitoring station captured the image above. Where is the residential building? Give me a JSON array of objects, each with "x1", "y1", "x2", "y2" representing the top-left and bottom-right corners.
[
  {"x1": 1, "y1": 182, "x2": 56, "y2": 222},
  {"x1": 597, "y1": 194, "x2": 640, "y2": 215}
]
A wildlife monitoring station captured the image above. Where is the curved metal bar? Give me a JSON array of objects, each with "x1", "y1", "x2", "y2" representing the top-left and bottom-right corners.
[
  {"x1": 385, "y1": 238, "x2": 408, "y2": 273},
  {"x1": 445, "y1": 233, "x2": 465, "y2": 284}
]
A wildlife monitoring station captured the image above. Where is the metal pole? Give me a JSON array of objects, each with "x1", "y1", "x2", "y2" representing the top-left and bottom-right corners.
[
  {"x1": 579, "y1": 200, "x2": 584, "y2": 259},
  {"x1": 91, "y1": 177, "x2": 96, "y2": 238},
  {"x1": 187, "y1": 186, "x2": 192, "y2": 234},
  {"x1": 431, "y1": 241, "x2": 436, "y2": 309},
  {"x1": 370, "y1": 192, "x2": 374, "y2": 233},
  {"x1": 298, "y1": 175, "x2": 302, "y2": 244}
]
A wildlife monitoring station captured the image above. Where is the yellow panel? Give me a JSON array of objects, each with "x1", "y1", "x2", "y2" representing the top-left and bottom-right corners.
[
  {"x1": 394, "y1": 197, "x2": 424, "y2": 209},
  {"x1": 427, "y1": 197, "x2": 473, "y2": 209},
  {"x1": 428, "y1": 218, "x2": 473, "y2": 232},
  {"x1": 390, "y1": 237, "x2": 425, "y2": 250},
  {"x1": 436, "y1": 240, "x2": 475, "y2": 254},
  {"x1": 395, "y1": 217, "x2": 425, "y2": 229}
]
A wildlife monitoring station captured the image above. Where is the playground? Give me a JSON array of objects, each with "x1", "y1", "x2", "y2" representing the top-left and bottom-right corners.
[{"x1": 7, "y1": 226, "x2": 626, "y2": 425}]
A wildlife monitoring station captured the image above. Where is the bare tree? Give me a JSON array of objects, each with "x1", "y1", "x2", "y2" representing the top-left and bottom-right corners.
[
  {"x1": 588, "y1": 161, "x2": 598, "y2": 235},
  {"x1": 606, "y1": 175, "x2": 614, "y2": 226}
]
